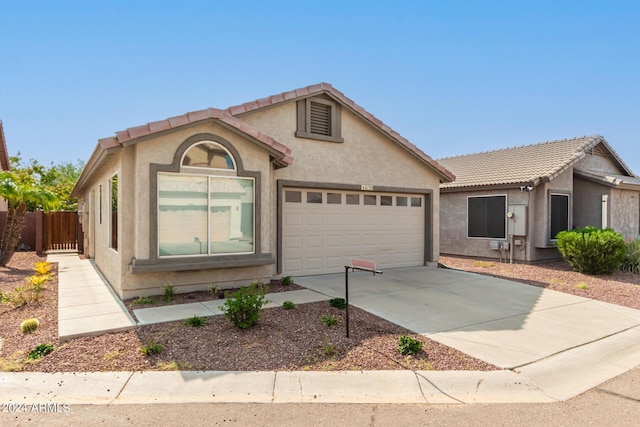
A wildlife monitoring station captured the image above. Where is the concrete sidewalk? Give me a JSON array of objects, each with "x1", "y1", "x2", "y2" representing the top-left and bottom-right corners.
[
  {"x1": 134, "y1": 289, "x2": 330, "y2": 325},
  {"x1": 0, "y1": 369, "x2": 553, "y2": 405},
  {"x1": 50, "y1": 253, "x2": 136, "y2": 341}
]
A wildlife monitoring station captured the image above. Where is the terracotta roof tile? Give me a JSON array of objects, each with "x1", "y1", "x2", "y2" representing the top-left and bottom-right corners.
[
  {"x1": 225, "y1": 83, "x2": 455, "y2": 182},
  {"x1": 0, "y1": 120, "x2": 9, "y2": 171},
  {"x1": 437, "y1": 135, "x2": 629, "y2": 189}
]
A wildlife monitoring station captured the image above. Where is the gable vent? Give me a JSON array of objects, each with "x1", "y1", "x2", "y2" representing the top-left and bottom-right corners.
[
  {"x1": 591, "y1": 144, "x2": 607, "y2": 157},
  {"x1": 309, "y1": 101, "x2": 331, "y2": 136}
]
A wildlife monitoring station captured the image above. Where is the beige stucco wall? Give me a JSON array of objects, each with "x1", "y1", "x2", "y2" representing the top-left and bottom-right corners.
[
  {"x1": 77, "y1": 152, "x2": 124, "y2": 291},
  {"x1": 610, "y1": 189, "x2": 640, "y2": 239},
  {"x1": 573, "y1": 176, "x2": 609, "y2": 230},
  {"x1": 239, "y1": 101, "x2": 443, "y2": 262}
]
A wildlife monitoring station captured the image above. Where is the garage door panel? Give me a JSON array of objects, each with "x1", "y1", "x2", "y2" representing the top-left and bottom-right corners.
[{"x1": 283, "y1": 188, "x2": 425, "y2": 276}]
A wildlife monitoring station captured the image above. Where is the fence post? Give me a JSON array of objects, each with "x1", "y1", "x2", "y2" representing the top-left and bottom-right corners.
[{"x1": 35, "y1": 210, "x2": 44, "y2": 255}]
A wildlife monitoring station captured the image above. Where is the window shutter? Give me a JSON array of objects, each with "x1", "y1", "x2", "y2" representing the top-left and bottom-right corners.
[{"x1": 309, "y1": 101, "x2": 331, "y2": 136}]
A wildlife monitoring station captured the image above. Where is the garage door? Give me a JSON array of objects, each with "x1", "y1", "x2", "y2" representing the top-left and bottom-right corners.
[{"x1": 282, "y1": 188, "x2": 425, "y2": 276}]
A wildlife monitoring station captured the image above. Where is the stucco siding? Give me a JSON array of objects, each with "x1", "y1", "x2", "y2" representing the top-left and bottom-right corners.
[
  {"x1": 610, "y1": 189, "x2": 640, "y2": 239},
  {"x1": 573, "y1": 176, "x2": 609, "y2": 229}
]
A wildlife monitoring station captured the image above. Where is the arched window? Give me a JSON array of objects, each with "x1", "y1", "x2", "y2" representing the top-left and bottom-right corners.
[
  {"x1": 181, "y1": 141, "x2": 236, "y2": 170},
  {"x1": 158, "y1": 138, "x2": 254, "y2": 257}
]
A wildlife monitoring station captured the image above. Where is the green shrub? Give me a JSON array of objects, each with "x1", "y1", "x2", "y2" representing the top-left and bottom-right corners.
[
  {"x1": 620, "y1": 239, "x2": 640, "y2": 274},
  {"x1": 133, "y1": 296, "x2": 155, "y2": 305},
  {"x1": 398, "y1": 335, "x2": 423, "y2": 356},
  {"x1": 162, "y1": 283, "x2": 175, "y2": 302},
  {"x1": 321, "y1": 315, "x2": 338, "y2": 328},
  {"x1": 220, "y1": 283, "x2": 270, "y2": 329},
  {"x1": 282, "y1": 301, "x2": 295, "y2": 310},
  {"x1": 140, "y1": 339, "x2": 163, "y2": 356},
  {"x1": 20, "y1": 318, "x2": 40, "y2": 334},
  {"x1": 27, "y1": 344, "x2": 54, "y2": 360},
  {"x1": 329, "y1": 298, "x2": 346, "y2": 309},
  {"x1": 321, "y1": 337, "x2": 335, "y2": 356},
  {"x1": 280, "y1": 276, "x2": 294, "y2": 286},
  {"x1": 184, "y1": 315, "x2": 207, "y2": 327},
  {"x1": 556, "y1": 227, "x2": 626, "y2": 275}
]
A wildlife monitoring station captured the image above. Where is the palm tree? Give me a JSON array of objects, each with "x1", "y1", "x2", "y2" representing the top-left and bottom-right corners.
[{"x1": 0, "y1": 171, "x2": 58, "y2": 266}]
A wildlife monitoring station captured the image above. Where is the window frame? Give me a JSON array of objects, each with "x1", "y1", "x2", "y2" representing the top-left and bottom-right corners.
[
  {"x1": 549, "y1": 192, "x2": 571, "y2": 242},
  {"x1": 109, "y1": 173, "x2": 118, "y2": 251},
  {"x1": 133, "y1": 133, "x2": 270, "y2": 273},
  {"x1": 157, "y1": 172, "x2": 255, "y2": 258},
  {"x1": 467, "y1": 194, "x2": 507, "y2": 239}
]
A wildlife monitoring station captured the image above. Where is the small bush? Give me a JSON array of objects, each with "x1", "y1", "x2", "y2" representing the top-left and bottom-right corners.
[
  {"x1": 280, "y1": 276, "x2": 294, "y2": 286},
  {"x1": 133, "y1": 296, "x2": 155, "y2": 305},
  {"x1": 321, "y1": 315, "x2": 338, "y2": 328},
  {"x1": 162, "y1": 283, "x2": 175, "y2": 302},
  {"x1": 282, "y1": 301, "x2": 295, "y2": 310},
  {"x1": 27, "y1": 344, "x2": 54, "y2": 360},
  {"x1": 556, "y1": 227, "x2": 626, "y2": 275},
  {"x1": 575, "y1": 282, "x2": 588, "y2": 290},
  {"x1": 20, "y1": 318, "x2": 40, "y2": 334},
  {"x1": 321, "y1": 337, "x2": 335, "y2": 356},
  {"x1": 329, "y1": 298, "x2": 346, "y2": 309},
  {"x1": 620, "y1": 239, "x2": 640, "y2": 274},
  {"x1": 220, "y1": 283, "x2": 270, "y2": 329},
  {"x1": 184, "y1": 315, "x2": 207, "y2": 327},
  {"x1": 33, "y1": 261, "x2": 52, "y2": 276},
  {"x1": 209, "y1": 284, "x2": 219, "y2": 295},
  {"x1": 398, "y1": 335, "x2": 423, "y2": 356},
  {"x1": 140, "y1": 340, "x2": 163, "y2": 356}
]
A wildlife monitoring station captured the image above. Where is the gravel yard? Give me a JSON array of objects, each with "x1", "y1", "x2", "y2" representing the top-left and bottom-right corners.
[
  {"x1": 2, "y1": 252, "x2": 638, "y2": 373},
  {"x1": 1, "y1": 252, "x2": 497, "y2": 373}
]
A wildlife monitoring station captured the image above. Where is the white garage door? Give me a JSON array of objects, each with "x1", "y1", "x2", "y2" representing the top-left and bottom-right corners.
[{"x1": 282, "y1": 188, "x2": 425, "y2": 276}]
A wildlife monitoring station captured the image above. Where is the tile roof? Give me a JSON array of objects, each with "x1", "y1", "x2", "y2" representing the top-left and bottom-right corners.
[
  {"x1": 100, "y1": 107, "x2": 292, "y2": 167},
  {"x1": 226, "y1": 83, "x2": 455, "y2": 183},
  {"x1": 437, "y1": 135, "x2": 634, "y2": 190},
  {"x1": 0, "y1": 120, "x2": 9, "y2": 171}
]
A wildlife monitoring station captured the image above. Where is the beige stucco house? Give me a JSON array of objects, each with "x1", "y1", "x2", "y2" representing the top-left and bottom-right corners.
[
  {"x1": 71, "y1": 83, "x2": 454, "y2": 299},
  {"x1": 438, "y1": 135, "x2": 640, "y2": 263}
]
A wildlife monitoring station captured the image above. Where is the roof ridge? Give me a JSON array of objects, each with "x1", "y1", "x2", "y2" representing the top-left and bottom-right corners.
[{"x1": 437, "y1": 135, "x2": 601, "y2": 161}]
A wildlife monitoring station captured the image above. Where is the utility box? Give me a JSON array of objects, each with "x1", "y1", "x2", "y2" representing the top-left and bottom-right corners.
[{"x1": 508, "y1": 205, "x2": 528, "y2": 236}]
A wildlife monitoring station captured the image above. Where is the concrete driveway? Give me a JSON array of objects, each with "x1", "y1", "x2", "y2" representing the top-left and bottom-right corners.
[{"x1": 295, "y1": 267, "x2": 640, "y2": 370}]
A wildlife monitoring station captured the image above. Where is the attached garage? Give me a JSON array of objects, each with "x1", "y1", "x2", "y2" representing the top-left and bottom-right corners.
[{"x1": 281, "y1": 187, "x2": 429, "y2": 276}]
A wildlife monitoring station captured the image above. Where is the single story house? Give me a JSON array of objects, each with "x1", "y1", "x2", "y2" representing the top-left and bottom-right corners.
[
  {"x1": 437, "y1": 135, "x2": 640, "y2": 263},
  {"x1": 71, "y1": 83, "x2": 454, "y2": 299}
]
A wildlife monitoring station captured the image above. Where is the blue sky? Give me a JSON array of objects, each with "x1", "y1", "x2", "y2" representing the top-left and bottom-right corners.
[{"x1": 1, "y1": 1, "x2": 639, "y2": 174}]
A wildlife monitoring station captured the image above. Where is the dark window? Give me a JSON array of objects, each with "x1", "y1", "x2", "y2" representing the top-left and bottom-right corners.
[
  {"x1": 411, "y1": 197, "x2": 422, "y2": 207},
  {"x1": 396, "y1": 196, "x2": 408, "y2": 207},
  {"x1": 346, "y1": 194, "x2": 359, "y2": 205},
  {"x1": 364, "y1": 195, "x2": 377, "y2": 206},
  {"x1": 307, "y1": 192, "x2": 323, "y2": 204},
  {"x1": 380, "y1": 196, "x2": 393, "y2": 206},
  {"x1": 550, "y1": 194, "x2": 569, "y2": 239},
  {"x1": 468, "y1": 195, "x2": 506, "y2": 238},
  {"x1": 285, "y1": 191, "x2": 302, "y2": 203},
  {"x1": 327, "y1": 193, "x2": 341, "y2": 204},
  {"x1": 110, "y1": 174, "x2": 118, "y2": 251}
]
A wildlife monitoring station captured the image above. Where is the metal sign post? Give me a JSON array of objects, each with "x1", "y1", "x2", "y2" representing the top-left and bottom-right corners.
[{"x1": 344, "y1": 258, "x2": 382, "y2": 338}]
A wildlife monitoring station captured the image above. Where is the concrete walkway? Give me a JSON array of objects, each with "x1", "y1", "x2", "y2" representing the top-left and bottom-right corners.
[
  {"x1": 50, "y1": 253, "x2": 136, "y2": 341},
  {"x1": 134, "y1": 289, "x2": 330, "y2": 325}
]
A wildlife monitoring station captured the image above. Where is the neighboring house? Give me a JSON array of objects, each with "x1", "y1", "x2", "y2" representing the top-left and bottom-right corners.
[
  {"x1": 438, "y1": 135, "x2": 640, "y2": 263},
  {"x1": 0, "y1": 120, "x2": 10, "y2": 211},
  {"x1": 71, "y1": 83, "x2": 454, "y2": 299}
]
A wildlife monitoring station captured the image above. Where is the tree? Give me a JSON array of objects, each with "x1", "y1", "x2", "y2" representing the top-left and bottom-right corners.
[{"x1": 0, "y1": 166, "x2": 58, "y2": 266}]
